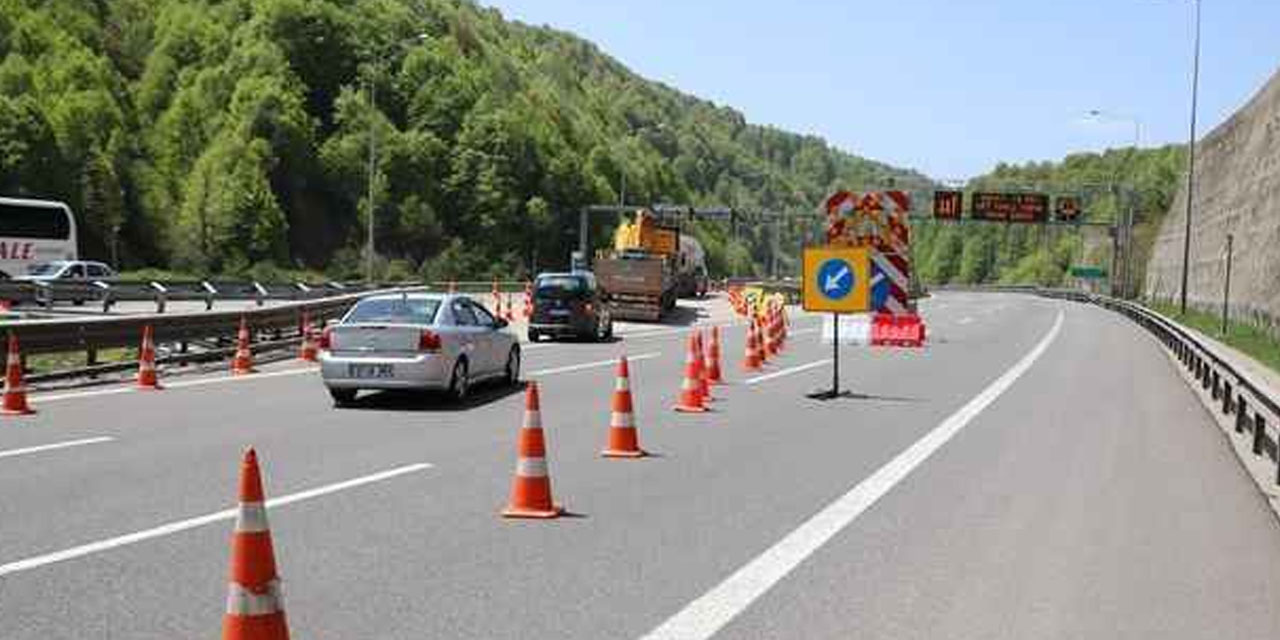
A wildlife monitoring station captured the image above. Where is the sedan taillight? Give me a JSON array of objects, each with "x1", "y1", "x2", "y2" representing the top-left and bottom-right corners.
[
  {"x1": 418, "y1": 330, "x2": 442, "y2": 352},
  {"x1": 318, "y1": 327, "x2": 333, "y2": 350}
]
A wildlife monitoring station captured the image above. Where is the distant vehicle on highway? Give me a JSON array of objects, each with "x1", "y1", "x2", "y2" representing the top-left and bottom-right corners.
[
  {"x1": 12, "y1": 259, "x2": 115, "y2": 282},
  {"x1": 319, "y1": 292, "x2": 520, "y2": 406},
  {"x1": 0, "y1": 197, "x2": 78, "y2": 279},
  {"x1": 528, "y1": 271, "x2": 614, "y2": 342}
]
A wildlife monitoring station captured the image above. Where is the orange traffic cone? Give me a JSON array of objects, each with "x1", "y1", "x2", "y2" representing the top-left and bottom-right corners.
[
  {"x1": 502, "y1": 382, "x2": 563, "y2": 518},
  {"x1": 522, "y1": 281, "x2": 533, "y2": 320},
  {"x1": 765, "y1": 310, "x2": 780, "y2": 357},
  {"x1": 741, "y1": 320, "x2": 762, "y2": 372},
  {"x1": 137, "y1": 325, "x2": 161, "y2": 390},
  {"x1": 222, "y1": 448, "x2": 290, "y2": 640},
  {"x1": 504, "y1": 292, "x2": 516, "y2": 322},
  {"x1": 1, "y1": 333, "x2": 33, "y2": 415},
  {"x1": 602, "y1": 356, "x2": 646, "y2": 458},
  {"x1": 706, "y1": 325, "x2": 724, "y2": 385},
  {"x1": 754, "y1": 316, "x2": 770, "y2": 365},
  {"x1": 674, "y1": 333, "x2": 709, "y2": 413},
  {"x1": 232, "y1": 316, "x2": 254, "y2": 376},
  {"x1": 694, "y1": 330, "x2": 714, "y2": 402},
  {"x1": 297, "y1": 314, "x2": 318, "y2": 363}
]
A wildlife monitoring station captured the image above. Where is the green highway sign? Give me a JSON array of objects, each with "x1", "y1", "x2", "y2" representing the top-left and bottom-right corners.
[{"x1": 1069, "y1": 265, "x2": 1108, "y2": 279}]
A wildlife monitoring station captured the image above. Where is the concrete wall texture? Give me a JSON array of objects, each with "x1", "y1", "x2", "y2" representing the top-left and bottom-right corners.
[{"x1": 1147, "y1": 67, "x2": 1280, "y2": 325}]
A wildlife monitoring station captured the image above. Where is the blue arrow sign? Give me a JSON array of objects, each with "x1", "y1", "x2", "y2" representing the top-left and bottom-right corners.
[{"x1": 816, "y1": 258, "x2": 855, "y2": 301}]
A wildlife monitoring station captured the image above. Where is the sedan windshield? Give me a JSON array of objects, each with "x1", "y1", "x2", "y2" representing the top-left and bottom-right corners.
[
  {"x1": 26, "y1": 262, "x2": 64, "y2": 276},
  {"x1": 346, "y1": 298, "x2": 440, "y2": 325},
  {"x1": 536, "y1": 276, "x2": 587, "y2": 298}
]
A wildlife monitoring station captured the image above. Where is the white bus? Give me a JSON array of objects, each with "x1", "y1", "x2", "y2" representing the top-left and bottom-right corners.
[{"x1": 0, "y1": 197, "x2": 78, "y2": 278}]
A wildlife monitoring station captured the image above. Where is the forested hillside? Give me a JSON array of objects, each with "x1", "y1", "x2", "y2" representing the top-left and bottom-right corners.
[
  {"x1": 0, "y1": 0, "x2": 924, "y2": 280},
  {"x1": 911, "y1": 145, "x2": 1185, "y2": 289}
]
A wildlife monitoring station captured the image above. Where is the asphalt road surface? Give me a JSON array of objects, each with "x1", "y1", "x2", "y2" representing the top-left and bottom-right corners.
[{"x1": 2, "y1": 292, "x2": 1279, "y2": 639}]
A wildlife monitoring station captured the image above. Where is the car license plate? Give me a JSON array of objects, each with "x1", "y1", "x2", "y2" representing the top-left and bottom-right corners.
[
  {"x1": 549, "y1": 309, "x2": 571, "y2": 316},
  {"x1": 348, "y1": 363, "x2": 394, "y2": 379}
]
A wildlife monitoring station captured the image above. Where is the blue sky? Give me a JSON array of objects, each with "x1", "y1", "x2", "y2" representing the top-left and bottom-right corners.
[{"x1": 481, "y1": 0, "x2": 1280, "y2": 179}]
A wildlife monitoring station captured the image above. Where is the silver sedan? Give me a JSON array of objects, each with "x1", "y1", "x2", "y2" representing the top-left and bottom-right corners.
[{"x1": 319, "y1": 293, "x2": 521, "y2": 405}]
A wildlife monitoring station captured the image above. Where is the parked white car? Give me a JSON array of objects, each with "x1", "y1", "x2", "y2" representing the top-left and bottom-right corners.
[{"x1": 319, "y1": 292, "x2": 520, "y2": 405}]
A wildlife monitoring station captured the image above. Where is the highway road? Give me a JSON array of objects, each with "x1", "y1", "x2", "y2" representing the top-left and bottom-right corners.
[{"x1": 2, "y1": 292, "x2": 1279, "y2": 638}]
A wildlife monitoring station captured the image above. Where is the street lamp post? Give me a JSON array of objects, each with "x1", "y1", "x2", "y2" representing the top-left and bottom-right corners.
[
  {"x1": 1178, "y1": 0, "x2": 1202, "y2": 314},
  {"x1": 365, "y1": 34, "x2": 428, "y2": 285}
]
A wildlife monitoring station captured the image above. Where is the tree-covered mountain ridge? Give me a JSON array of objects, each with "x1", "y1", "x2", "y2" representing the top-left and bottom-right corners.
[{"x1": 0, "y1": 0, "x2": 927, "y2": 280}]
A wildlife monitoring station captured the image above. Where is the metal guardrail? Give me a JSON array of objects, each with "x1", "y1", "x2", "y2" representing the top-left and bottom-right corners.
[
  {"x1": 1039, "y1": 288, "x2": 1280, "y2": 487},
  {"x1": 2, "y1": 287, "x2": 435, "y2": 383},
  {"x1": 0, "y1": 279, "x2": 533, "y2": 314}
]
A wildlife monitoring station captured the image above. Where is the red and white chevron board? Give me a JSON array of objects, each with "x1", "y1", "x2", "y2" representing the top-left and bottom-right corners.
[{"x1": 871, "y1": 250, "x2": 911, "y2": 315}]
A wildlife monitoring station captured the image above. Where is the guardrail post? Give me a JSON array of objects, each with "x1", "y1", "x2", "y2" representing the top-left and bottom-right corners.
[
  {"x1": 1212, "y1": 371, "x2": 1221, "y2": 400},
  {"x1": 93, "y1": 280, "x2": 113, "y2": 313},
  {"x1": 201, "y1": 281, "x2": 217, "y2": 311},
  {"x1": 1222, "y1": 381, "x2": 1233, "y2": 415},
  {"x1": 1201, "y1": 363, "x2": 1212, "y2": 391},
  {"x1": 1237, "y1": 397, "x2": 1249, "y2": 433},
  {"x1": 35, "y1": 281, "x2": 52, "y2": 309},
  {"x1": 86, "y1": 346, "x2": 97, "y2": 367},
  {"x1": 1253, "y1": 413, "x2": 1266, "y2": 456},
  {"x1": 150, "y1": 281, "x2": 168, "y2": 314},
  {"x1": 253, "y1": 282, "x2": 268, "y2": 307}
]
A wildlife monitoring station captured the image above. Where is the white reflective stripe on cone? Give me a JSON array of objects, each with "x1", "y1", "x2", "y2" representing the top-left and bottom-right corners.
[
  {"x1": 611, "y1": 412, "x2": 634, "y2": 428},
  {"x1": 516, "y1": 457, "x2": 548, "y2": 477},
  {"x1": 234, "y1": 502, "x2": 270, "y2": 533},
  {"x1": 523, "y1": 412, "x2": 542, "y2": 430},
  {"x1": 226, "y1": 579, "x2": 284, "y2": 616},
  {"x1": 616, "y1": 377, "x2": 630, "y2": 391}
]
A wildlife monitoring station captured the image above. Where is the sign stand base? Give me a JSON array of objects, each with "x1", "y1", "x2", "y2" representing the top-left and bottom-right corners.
[{"x1": 807, "y1": 312, "x2": 846, "y2": 401}]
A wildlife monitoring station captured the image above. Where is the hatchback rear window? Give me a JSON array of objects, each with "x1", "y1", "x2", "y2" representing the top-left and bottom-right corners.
[
  {"x1": 346, "y1": 298, "x2": 440, "y2": 324},
  {"x1": 536, "y1": 276, "x2": 588, "y2": 298}
]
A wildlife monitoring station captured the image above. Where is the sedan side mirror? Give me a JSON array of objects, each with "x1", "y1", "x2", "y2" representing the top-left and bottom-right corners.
[{"x1": 495, "y1": 318, "x2": 509, "y2": 329}]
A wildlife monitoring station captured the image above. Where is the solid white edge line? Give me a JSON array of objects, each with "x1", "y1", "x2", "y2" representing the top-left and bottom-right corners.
[
  {"x1": 640, "y1": 310, "x2": 1064, "y2": 640},
  {"x1": 0, "y1": 462, "x2": 432, "y2": 577},
  {"x1": 0, "y1": 436, "x2": 115, "y2": 460},
  {"x1": 528, "y1": 352, "x2": 661, "y2": 377},
  {"x1": 744, "y1": 360, "x2": 832, "y2": 386}
]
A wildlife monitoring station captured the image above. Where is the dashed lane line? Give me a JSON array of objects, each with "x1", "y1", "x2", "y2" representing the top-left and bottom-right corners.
[
  {"x1": 0, "y1": 437, "x2": 114, "y2": 460},
  {"x1": 0, "y1": 462, "x2": 432, "y2": 577}
]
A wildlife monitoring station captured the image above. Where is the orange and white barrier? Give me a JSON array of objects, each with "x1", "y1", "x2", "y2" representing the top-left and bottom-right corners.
[
  {"x1": 674, "y1": 333, "x2": 709, "y2": 413},
  {"x1": 222, "y1": 448, "x2": 290, "y2": 640},
  {"x1": 1, "y1": 333, "x2": 33, "y2": 415},
  {"x1": 705, "y1": 326, "x2": 724, "y2": 385},
  {"x1": 602, "y1": 356, "x2": 646, "y2": 458},
  {"x1": 297, "y1": 314, "x2": 318, "y2": 363},
  {"x1": 502, "y1": 382, "x2": 563, "y2": 518},
  {"x1": 137, "y1": 325, "x2": 161, "y2": 390},
  {"x1": 232, "y1": 316, "x2": 254, "y2": 376}
]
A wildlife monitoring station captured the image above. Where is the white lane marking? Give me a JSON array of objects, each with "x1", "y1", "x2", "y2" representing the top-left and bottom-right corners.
[
  {"x1": 528, "y1": 352, "x2": 660, "y2": 377},
  {"x1": 0, "y1": 437, "x2": 114, "y2": 460},
  {"x1": 0, "y1": 462, "x2": 431, "y2": 577},
  {"x1": 640, "y1": 310, "x2": 1064, "y2": 640},
  {"x1": 744, "y1": 360, "x2": 832, "y2": 386},
  {"x1": 957, "y1": 317, "x2": 975, "y2": 325},
  {"x1": 35, "y1": 367, "x2": 318, "y2": 404}
]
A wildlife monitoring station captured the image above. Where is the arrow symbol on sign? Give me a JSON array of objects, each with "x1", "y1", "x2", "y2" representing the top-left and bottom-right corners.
[{"x1": 824, "y1": 266, "x2": 849, "y2": 292}]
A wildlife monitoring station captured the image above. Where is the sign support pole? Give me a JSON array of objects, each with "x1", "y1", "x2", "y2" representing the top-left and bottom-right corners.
[{"x1": 807, "y1": 312, "x2": 843, "y2": 401}]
